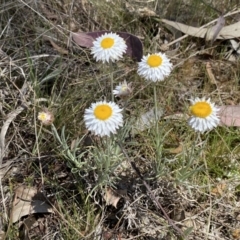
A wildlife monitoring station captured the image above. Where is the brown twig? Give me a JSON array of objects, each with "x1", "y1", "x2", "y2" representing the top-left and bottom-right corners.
[{"x1": 117, "y1": 141, "x2": 184, "y2": 238}]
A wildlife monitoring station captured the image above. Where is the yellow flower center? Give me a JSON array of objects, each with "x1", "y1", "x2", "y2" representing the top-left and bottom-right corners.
[
  {"x1": 190, "y1": 102, "x2": 212, "y2": 118},
  {"x1": 147, "y1": 55, "x2": 163, "y2": 67},
  {"x1": 121, "y1": 85, "x2": 127, "y2": 91},
  {"x1": 101, "y1": 37, "x2": 114, "y2": 49},
  {"x1": 94, "y1": 104, "x2": 113, "y2": 120},
  {"x1": 38, "y1": 112, "x2": 47, "y2": 121}
]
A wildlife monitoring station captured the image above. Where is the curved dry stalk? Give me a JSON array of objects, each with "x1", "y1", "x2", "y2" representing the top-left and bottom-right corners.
[
  {"x1": 0, "y1": 106, "x2": 26, "y2": 164},
  {"x1": 0, "y1": 81, "x2": 30, "y2": 166}
]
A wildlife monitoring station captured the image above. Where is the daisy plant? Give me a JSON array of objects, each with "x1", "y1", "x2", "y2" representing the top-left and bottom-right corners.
[
  {"x1": 137, "y1": 52, "x2": 173, "y2": 119},
  {"x1": 137, "y1": 52, "x2": 173, "y2": 171},
  {"x1": 83, "y1": 100, "x2": 126, "y2": 198},
  {"x1": 81, "y1": 33, "x2": 127, "y2": 194},
  {"x1": 91, "y1": 32, "x2": 127, "y2": 101},
  {"x1": 84, "y1": 100, "x2": 123, "y2": 137},
  {"x1": 188, "y1": 97, "x2": 220, "y2": 133}
]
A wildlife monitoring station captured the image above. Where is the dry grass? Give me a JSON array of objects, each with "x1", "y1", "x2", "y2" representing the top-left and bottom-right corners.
[{"x1": 1, "y1": 0, "x2": 240, "y2": 239}]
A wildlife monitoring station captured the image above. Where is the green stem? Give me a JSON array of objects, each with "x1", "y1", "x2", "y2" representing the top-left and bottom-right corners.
[
  {"x1": 153, "y1": 85, "x2": 159, "y2": 131},
  {"x1": 110, "y1": 65, "x2": 114, "y2": 101},
  {"x1": 153, "y1": 84, "x2": 161, "y2": 170}
]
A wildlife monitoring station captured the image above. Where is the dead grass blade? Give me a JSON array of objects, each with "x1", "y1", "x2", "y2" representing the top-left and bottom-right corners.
[
  {"x1": 0, "y1": 160, "x2": 13, "y2": 179},
  {"x1": 44, "y1": 36, "x2": 69, "y2": 55},
  {"x1": 0, "y1": 106, "x2": 25, "y2": 164},
  {"x1": 0, "y1": 82, "x2": 30, "y2": 165}
]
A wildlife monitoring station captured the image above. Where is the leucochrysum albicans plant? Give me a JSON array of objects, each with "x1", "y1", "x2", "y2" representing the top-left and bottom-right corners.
[
  {"x1": 38, "y1": 31, "x2": 221, "y2": 204},
  {"x1": 91, "y1": 32, "x2": 127, "y2": 101},
  {"x1": 137, "y1": 52, "x2": 173, "y2": 176}
]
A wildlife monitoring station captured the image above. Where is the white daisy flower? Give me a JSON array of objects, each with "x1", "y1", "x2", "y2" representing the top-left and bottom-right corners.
[
  {"x1": 137, "y1": 52, "x2": 172, "y2": 82},
  {"x1": 84, "y1": 101, "x2": 123, "y2": 137},
  {"x1": 38, "y1": 110, "x2": 54, "y2": 125},
  {"x1": 91, "y1": 32, "x2": 127, "y2": 63},
  {"x1": 113, "y1": 80, "x2": 132, "y2": 98},
  {"x1": 188, "y1": 97, "x2": 220, "y2": 133}
]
